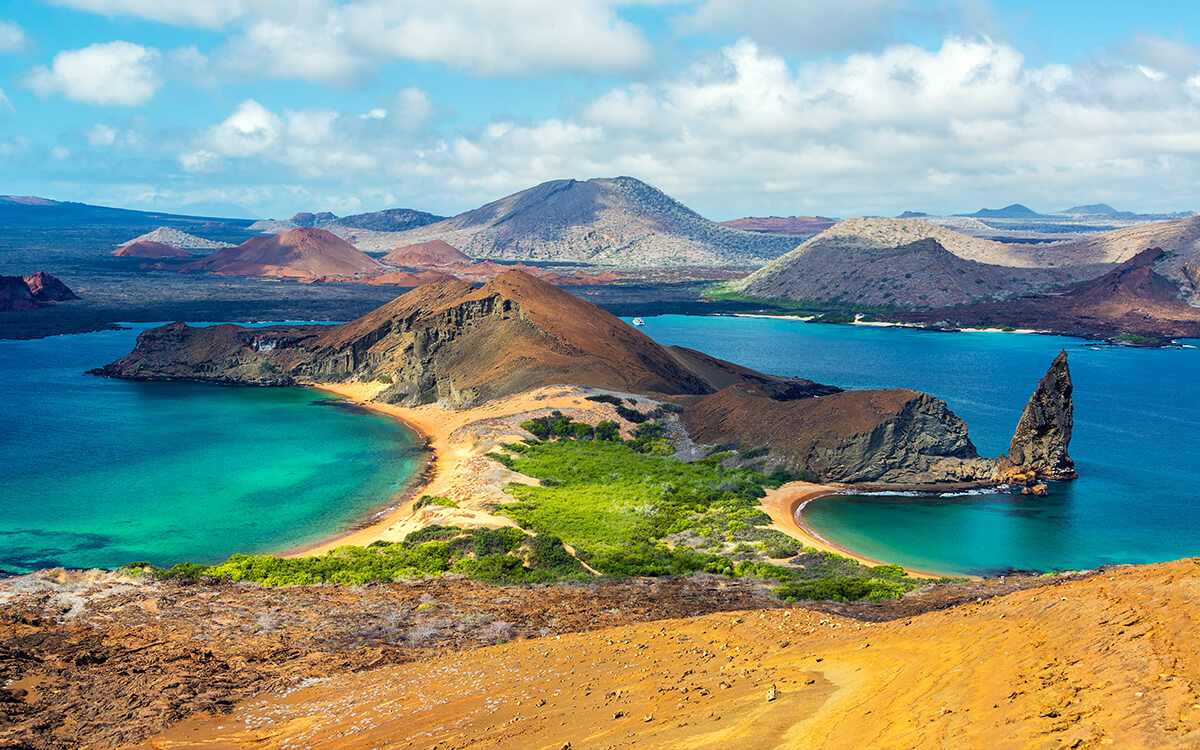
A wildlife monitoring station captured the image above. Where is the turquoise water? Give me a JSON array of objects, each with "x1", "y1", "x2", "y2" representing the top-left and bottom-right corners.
[
  {"x1": 0, "y1": 325, "x2": 423, "y2": 575},
  {"x1": 632, "y1": 315, "x2": 1200, "y2": 576}
]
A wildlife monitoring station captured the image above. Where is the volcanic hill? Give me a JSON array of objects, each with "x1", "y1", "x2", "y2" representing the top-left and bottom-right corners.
[
  {"x1": 899, "y1": 248, "x2": 1200, "y2": 341},
  {"x1": 374, "y1": 177, "x2": 799, "y2": 267},
  {"x1": 181, "y1": 227, "x2": 383, "y2": 279},
  {"x1": 1, "y1": 272, "x2": 78, "y2": 312},
  {"x1": 118, "y1": 227, "x2": 225, "y2": 251},
  {"x1": 97, "y1": 270, "x2": 835, "y2": 408},
  {"x1": 736, "y1": 218, "x2": 1091, "y2": 308},
  {"x1": 382, "y1": 239, "x2": 471, "y2": 267},
  {"x1": 112, "y1": 240, "x2": 191, "y2": 259}
]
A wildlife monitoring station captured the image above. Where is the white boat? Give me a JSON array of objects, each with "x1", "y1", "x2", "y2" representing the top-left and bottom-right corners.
[{"x1": 631, "y1": 317, "x2": 645, "y2": 326}]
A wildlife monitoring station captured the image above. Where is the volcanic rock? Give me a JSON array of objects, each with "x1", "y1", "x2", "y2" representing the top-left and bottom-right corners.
[
  {"x1": 112, "y1": 240, "x2": 191, "y2": 258},
  {"x1": 383, "y1": 240, "x2": 472, "y2": 267},
  {"x1": 1002, "y1": 350, "x2": 1076, "y2": 481},
  {"x1": 0, "y1": 276, "x2": 37, "y2": 312},
  {"x1": 681, "y1": 386, "x2": 996, "y2": 486},
  {"x1": 22, "y1": 271, "x2": 78, "y2": 302},
  {"x1": 181, "y1": 227, "x2": 383, "y2": 279}
]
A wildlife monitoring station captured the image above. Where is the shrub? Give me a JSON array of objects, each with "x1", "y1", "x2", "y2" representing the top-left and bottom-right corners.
[{"x1": 413, "y1": 495, "x2": 458, "y2": 510}]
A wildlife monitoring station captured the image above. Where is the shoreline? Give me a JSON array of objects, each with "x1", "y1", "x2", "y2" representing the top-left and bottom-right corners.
[
  {"x1": 288, "y1": 383, "x2": 968, "y2": 580},
  {"x1": 726, "y1": 311, "x2": 1045, "y2": 335},
  {"x1": 759, "y1": 482, "x2": 958, "y2": 580}
]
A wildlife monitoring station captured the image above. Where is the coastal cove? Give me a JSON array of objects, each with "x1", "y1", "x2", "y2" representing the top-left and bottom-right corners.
[
  {"x1": 634, "y1": 314, "x2": 1200, "y2": 576},
  {"x1": 0, "y1": 324, "x2": 424, "y2": 575}
]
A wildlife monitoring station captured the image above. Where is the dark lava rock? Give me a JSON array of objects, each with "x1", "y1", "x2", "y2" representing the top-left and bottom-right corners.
[{"x1": 1005, "y1": 349, "x2": 1076, "y2": 480}]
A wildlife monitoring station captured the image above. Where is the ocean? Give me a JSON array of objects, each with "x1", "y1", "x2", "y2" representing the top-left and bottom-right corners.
[
  {"x1": 0, "y1": 324, "x2": 423, "y2": 574},
  {"x1": 632, "y1": 315, "x2": 1200, "y2": 576}
]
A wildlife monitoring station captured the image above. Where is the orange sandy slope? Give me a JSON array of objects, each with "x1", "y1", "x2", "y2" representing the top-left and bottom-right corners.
[{"x1": 142, "y1": 558, "x2": 1200, "y2": 749}]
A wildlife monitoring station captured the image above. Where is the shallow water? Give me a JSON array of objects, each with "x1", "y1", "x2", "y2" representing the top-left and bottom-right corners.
[
  {"x1": 633, "y1": 315, "x2": 1200, "y2": 575},
  {"x1": 0, "y1": 324, "x2": 422, "y2": 574}
]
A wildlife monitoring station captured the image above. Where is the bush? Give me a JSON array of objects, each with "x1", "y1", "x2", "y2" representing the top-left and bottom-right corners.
[{"x1": 413, "y1": 495, "x2": 458, "y2": 510}]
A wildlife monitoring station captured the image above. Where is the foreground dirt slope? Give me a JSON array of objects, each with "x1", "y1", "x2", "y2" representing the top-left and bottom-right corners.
[{"x1": 144, "y1": 558, "x2": 1200, "y2": 749}]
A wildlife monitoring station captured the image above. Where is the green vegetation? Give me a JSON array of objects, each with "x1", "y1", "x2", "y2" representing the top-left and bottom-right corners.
[
  {"x1": 121, "y1": 525, "x2": 588, "y2": 587},
  {"x1": 413, "y1": 494, "x2": 458, "y2": 510},
  {"x1": 699, "y1": 282, "x2": 894, "y2": 316},
  {"x1": 375, "y1": 373, "x2": 394, "y2": 384},
  {"x1": 492, "y1": 434, "x2": 924, "y2": 601},
  {"x1": 1113, "y1": 333, "x2": 1162, "y2": 346}
]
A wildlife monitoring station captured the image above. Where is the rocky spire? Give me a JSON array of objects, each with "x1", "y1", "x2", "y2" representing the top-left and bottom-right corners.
[{"x1": 1003, "y1": 350, "x2": 1076, "y2": 481}]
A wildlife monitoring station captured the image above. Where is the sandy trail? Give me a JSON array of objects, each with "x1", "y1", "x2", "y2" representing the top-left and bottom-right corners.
[{"x1": 140, "y1": 558, "x2": 1200, "y2": 749}]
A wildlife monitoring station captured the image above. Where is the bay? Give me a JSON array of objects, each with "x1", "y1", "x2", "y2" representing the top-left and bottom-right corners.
[{"x1": 633, "y1": 315, "x2": 1200, "y2": 576}]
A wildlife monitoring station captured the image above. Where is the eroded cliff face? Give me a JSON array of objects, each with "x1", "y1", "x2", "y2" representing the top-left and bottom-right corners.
[
  {"x1": 1000, "y1": 350, "x2": 1076, "y2": 481},
  {"x1": 681, "y1": 386, "x2": 996, "y2": 486}
]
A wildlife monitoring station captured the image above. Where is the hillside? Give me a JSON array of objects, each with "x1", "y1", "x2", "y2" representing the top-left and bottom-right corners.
[
  {"x1": 716, "y1": 216, "x2": 836, "y2": 235},
  {"x1": 900, "y1": 248, "x2": 1200, "y2": 341},
  {"x1": 97, "y1": 270, "x2": 835, "y2": 407},
  {"x1": 111, "y1": 240, "x2": 190, "y2": 258},
  {"x1": 964, "y1": 203, "x2": 1045, "y2": 218},
  {"x1": 736, "y1": 218, "x2": 1092, "y2": 308},
  {"x1": 371, "y1": 177, "x2": 799, "y2": 267},
  {"x1": 135, "y1": 557, "x2": 1200, "y2": 749},
  {"x1": 1048, "y1": 215, "x2": 1200, "y2": 290},
  {"x1": 117, "y1": 227, "x2": 225, "y2": 251},
  {"x1": 381, "y1": 239, "x2": 471, "y2": 266},
  {"x1": 180, "y1": 227, "x2": 383, "y2": 279}
]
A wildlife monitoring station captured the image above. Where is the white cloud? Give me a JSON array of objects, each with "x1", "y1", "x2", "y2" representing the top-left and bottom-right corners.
[
  {"x1": 178, "y1": 149, "x2": 220, "y2": 172},
  {"x1": 675, "y1": 0, "x2": 968, "y2": 55},
  {"x1": 46, "y1": 0, "x2": 247, "y2": 29},
  {"x1": 0, "y1": 88, "x2": 11, "y2": 111},
  {"x1": 87, "y1": 123, "x2": 117, "y2": 146},
  {"x1": 50, "y1": 146, "x2": 70, "y2": 160},
  {"x1": 0, "y1": 20, "x2": 28, "y2": 52},
  {"x1": 54, "y1": 0, "x2": 653, "y2": 83},
  {"x1": 206, "y1": 99, "x2": 282, "y2": 157},
  {"x1": 24, "y1": 41, "x2": 164, "y2": 106}
]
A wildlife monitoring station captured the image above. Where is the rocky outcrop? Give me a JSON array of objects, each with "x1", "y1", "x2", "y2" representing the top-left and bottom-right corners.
[
  {"x1": 118, "y1": 227, "x2": 225, "y2": 251},
  {"x1": 681, "y1": 386, "x2": 996, "y2": 486},
  {"x1": 0, "y1": 276, "x2": 37, "y2": 312},
  {"x1": 1000, "y1": 350, "x2": 1076, "y2": 481},
  {"x1": 1, "y1": 272, "x2": 78, "y2": 311}
]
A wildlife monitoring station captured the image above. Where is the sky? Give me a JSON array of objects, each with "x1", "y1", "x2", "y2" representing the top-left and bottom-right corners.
[{"x1": 1, "y1": 1, "x2": 1199, "y2": 220}]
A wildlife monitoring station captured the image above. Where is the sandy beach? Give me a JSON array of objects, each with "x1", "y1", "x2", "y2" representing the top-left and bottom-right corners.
[
  {"x1": 288, "y1": 382, "x2": 664, "y2": 557},
  {"x1": 759, "y1": 482, "x2": 944, "y2": 579}
]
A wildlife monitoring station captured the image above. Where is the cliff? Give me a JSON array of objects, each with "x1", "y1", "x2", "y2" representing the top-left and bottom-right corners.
[
  {"x1": 1001, "y1": 350, "x2": 1076, "y2": 481},
  {"x1": 681, "y1": 386, "x2": 995, "y2": 486}
]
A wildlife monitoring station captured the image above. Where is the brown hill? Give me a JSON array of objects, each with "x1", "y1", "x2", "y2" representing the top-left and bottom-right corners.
[
  {"x1": 682, "y1": 385, "x2": 995, "y2": 485},
  {"x1": 1, "y1": 271, "x2": 78, "y2": 311},
  {"x1": 23, "y1": 271, "x2": 78, "y2": 302},
  {"x1": 717, "y1": 215, "x2": 836, "y2": 235},
  {"x1": 361, "y1": 269, "x2": 461, "y2": 286},
  {"x1": 900, "y1": 248, "x2": 1200, "y2": 341},
  {"x1": 97, "y1": 270, "x2": 833, "y2": 408},
  {"x1": 181, "y1": 227, "x2": 383, "y2": 278},
  {"x1": 112, "y1": 240, "x2": 190, "y2": 258},
  {"x1": 737, "y1": 218, "x2": 1095, "y2": 308},
  {"x1": 375, "y1": 177, "x2": 798, "y2": 268},
  {"x1": 382, "y1": 239, "x2": 471, "y2": 267}
]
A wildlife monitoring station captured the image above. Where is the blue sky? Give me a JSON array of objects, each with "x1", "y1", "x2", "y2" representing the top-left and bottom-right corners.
[{"x1": 1, "y1": 1, "x2": 1198, "y2": 220}]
